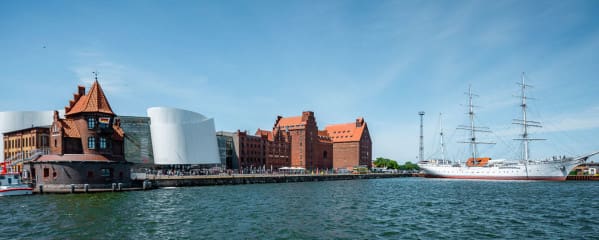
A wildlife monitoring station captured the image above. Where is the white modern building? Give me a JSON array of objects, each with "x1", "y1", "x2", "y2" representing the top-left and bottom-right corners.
[
  {"x1": 0, "y1": 111, "x2": 57, "y2": 162},
  {"x1": 147, "y1": 107, "x2": 220, "y2": 165}
]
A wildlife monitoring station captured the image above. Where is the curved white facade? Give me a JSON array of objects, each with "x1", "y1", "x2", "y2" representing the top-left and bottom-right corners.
[
  {"x1": 0, "y1": 111, "x2": 57, "y2": 162},
  {"x1": 147, "y1": 107, "x2": 220, "y2": 165}
]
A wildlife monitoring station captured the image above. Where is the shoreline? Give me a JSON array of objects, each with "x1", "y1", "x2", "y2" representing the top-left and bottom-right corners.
[{"x1": 31, "y1": 173, "x2": 416, "y2": 194}]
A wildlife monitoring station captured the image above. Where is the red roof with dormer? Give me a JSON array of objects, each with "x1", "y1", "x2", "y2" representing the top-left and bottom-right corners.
[
  {"x1": 325, "y1": 117, "x2": 367, "y2": 143},
  {"x1": 65, "y1": 81, "x2": 115, "y2": 116}
]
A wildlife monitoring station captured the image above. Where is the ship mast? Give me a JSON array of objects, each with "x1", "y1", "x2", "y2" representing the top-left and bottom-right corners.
[
  {"x1": 458, "y1": 85, "x2": 495, "y2": 165},
  {"x1": 439, "y1": 113, "x2": 447, "y2": 164},
  {"x1": 512, "y1": 72, "x2": 544, "y2": 162}
]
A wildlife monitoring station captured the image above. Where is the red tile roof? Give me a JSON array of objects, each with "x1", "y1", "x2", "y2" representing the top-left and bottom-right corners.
[
  {"x1": 276, "y1": 116, "x2": 304, "y2": 127},
  {"x1": 66, "y1": 81, "x2": 115, "y2": 116},
  {"x1": 60, "y1": 119, "x2": 81, "y2": 138},
  {"x1": 256, "y1": 129, "x2": 274, "y2": 141},
  {"x1": 325, "y1": 118, "x2": 367, "y2": 143}
]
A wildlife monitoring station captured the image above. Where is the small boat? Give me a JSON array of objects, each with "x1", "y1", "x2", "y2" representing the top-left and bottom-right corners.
[
  {"x1": 0, "y1": 173, "x2": 33, "y2": 196},
  {"x1": 0, "y1": 162, "x2": 33, "y2": 196}
]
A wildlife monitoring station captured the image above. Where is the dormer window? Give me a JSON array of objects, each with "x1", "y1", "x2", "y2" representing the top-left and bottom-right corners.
[{"x1": 88, "y1": 117, "x2": 96, "y2": 129}]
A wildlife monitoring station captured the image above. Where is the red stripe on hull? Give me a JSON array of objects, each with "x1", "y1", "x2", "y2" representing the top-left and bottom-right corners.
[
  {"x1": 0, "y1": 188, "x2": 33, "y2": 192},
  {"x1": 424, "y1": 175, "x2": 566, "y2": 181}
]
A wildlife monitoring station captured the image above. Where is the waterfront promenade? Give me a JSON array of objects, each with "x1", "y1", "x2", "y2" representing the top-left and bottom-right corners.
[
  {"x1": 141, "y1": 172, "x2": 415, "y2": 188},
  {"x1": 32, "y1": 173, "x2": 415, "y2": 193}
]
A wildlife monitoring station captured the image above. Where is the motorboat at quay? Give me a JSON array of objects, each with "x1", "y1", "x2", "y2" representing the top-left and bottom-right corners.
[{"x1": 0, "y1": 163, "x2": 32, "y2": 196}]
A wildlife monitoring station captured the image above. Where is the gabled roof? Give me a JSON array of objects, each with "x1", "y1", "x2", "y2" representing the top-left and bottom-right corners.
[
  {"x1": 276, "y1": 116, "x2": 303, "y2": 127},
  {"x1": 256, "y1": 129, "x2": 274, "y2": 141},
  {"x1": 325, "y1": 118, "x2": 367, "y2": 143},
  {"x1": 66, "y1": 81, "x2": 115, "y2": 116},
  {"x1": 60, "y1": 119, "x2": 80, "y2": 138}
]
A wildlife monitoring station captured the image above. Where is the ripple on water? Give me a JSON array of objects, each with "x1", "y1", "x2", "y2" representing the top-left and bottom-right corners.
[{"x1": 1, "y1": 178, "x2": 599, "y2": 239}]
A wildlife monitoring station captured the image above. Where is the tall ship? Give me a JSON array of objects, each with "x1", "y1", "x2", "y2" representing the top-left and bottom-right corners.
[{"x1": 418, "y1": 74, "x2": 599, "y2": 181}]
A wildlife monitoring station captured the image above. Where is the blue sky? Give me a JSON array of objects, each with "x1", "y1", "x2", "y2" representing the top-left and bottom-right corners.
[{"x1": 2, "y1": 0, "x2": 599, "y2": 163}]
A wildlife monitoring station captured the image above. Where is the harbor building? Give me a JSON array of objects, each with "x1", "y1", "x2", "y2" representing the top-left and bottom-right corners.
[
  {"x1": 258, "y1": 111, "x2": 333, "y2": 170},
  {"x1": 325, "y1": 117, "x2": 372, "y2": 170},
  {"x1": 117, "y1": 116, "x2": 154, "y2": 165},
  {"x1": 3, "y1": 126, "x2": 51, "y2": 173},
  {"x1": 217, "y1": 130, "x2": 290, "y2": 172},
  {"x1": 26, "y1": 80, "x2": 131, "y2": 189},
  {"x1": 147, "y1": 107, "x2": 220, "y2": 166},
  {"x1": 216, "y1": 131, "x2": 238, "y2": 170},
  {"x1": 0, "y1": 111, "x2": 56, "y2": 162},
  {"x1": 256, "y1": 128, "x2": 291, "y2": 170},
  {"x1": 236, "y1": 130, "x2": 267, "y2": 171},
  {"x1": 225, "y1": 112, "x2": 372, "y2": 172}
]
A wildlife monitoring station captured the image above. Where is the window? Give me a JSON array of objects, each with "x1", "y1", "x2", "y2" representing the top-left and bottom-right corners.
[
  {"x1": 43, "y1": 168, "x2": 50, "y2": 178},
  {"x1": 87, "y1": 171, "x2": 94, "y2": 178},
  {"x1": 100, "y1": 137, "x2": 107, "y2": 149},
  {"x1": 88, "y1": 137, "x2": 96, "y2": 149},
  {"x1": 53, "y1": 171, "x2": 57, "y2": 178},
  {"x1": 88, "y1": 117, "x2": 96, "y2": 129},
  {"x1": 54, "y1": 139, "x2": 57, "y2": 147},
  {"x1": 101, "y1": 168, "x2": 112, "y2": 177}
]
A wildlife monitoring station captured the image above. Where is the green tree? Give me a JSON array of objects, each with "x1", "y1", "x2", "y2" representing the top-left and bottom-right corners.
[
  {"x1": 373, "y1": 157, "x2": 400, "y2": 169},
  {"x1": 397, "y1": 161, "x2": 420, "y2": 171}
]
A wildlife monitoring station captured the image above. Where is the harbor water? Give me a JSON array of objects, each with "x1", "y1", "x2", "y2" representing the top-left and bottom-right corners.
[{"x1": 2, "y1": 178, "x2": 598, "y2": 239}]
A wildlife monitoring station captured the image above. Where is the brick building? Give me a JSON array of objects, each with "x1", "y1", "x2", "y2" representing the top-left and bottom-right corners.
[
  {"x1": 3, "y1": 126, "x2": 50, "y2": 172},
  {"x1": 256, "y1": 128, "x2": 291, "y2": 170},
  {"x1": 325, "y1": 117, "x2": 372, "y2": 170},
  {"x1": 218, "y1": 112, "x2": 371, "y2": 172},
  {"x1": 217, "y1": 130, "x2": 290, "y2": 172},
  {"x1": 26, "y1": 80, "x2": 131, "y2": 189},
  {"x1": 260, "y1": 111, "x2": 333, "y2": 170},
  {"x1": 236, "y1": 130, "x2": 267, "y2": 171}
]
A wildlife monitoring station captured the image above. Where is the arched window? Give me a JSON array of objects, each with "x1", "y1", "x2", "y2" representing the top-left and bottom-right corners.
[
  {"x1": 323, "y1": 151, "x2": 328, "y2": 160},
  {"x1": 88, "y1": 117, "x2": 96, "y2": 129},
  {"x1": 88, "y1": 137, "x2": 96, "y2": 149},
  {"x1": 100, "y1": 137, "x2": 107, "y2": 149}
]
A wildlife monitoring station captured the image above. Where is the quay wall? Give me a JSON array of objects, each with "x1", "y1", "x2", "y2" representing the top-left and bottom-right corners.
[{"x1": 141, "y1": 173, "x2": 414, "y2": 188}]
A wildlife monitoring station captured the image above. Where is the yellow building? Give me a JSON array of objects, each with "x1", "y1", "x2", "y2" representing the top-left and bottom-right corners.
[{"x1": 3, "y1": 126, "x2": 50, "y2": 172}]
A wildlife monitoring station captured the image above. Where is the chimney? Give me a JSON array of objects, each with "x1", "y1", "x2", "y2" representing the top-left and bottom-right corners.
[
  {"x1": 53, "y1": 110, "x2": 59, "y2": 121},
  {"x1": 356, "y1": 117, "x2": 364, "y2": 127},
  {"x1": 78, "y1": 85, "x2": 86, "y2": 96}
]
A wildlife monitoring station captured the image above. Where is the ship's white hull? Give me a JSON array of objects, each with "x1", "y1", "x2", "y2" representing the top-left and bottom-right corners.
[
  {"x1": 0, "y1": 186, "x2": 33, "y2": 196},
  {"x1": 418, "y1": 159, "x2": 581, "y2": 181}
]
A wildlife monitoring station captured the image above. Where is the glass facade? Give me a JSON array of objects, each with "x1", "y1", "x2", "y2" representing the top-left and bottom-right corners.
[
  {"x1": 216, "y1": 131, "x2": 238, "y2": 170},
  {"x1": 117, "y1": 116, "x2": 154, "y2": 164}
]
